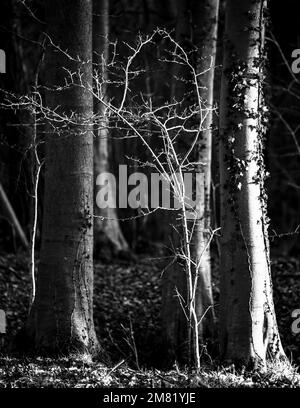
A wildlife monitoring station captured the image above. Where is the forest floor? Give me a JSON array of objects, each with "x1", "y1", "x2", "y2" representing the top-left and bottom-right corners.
[{"x1": 0, "y1": 251, "x2": 300, "y2": 388}]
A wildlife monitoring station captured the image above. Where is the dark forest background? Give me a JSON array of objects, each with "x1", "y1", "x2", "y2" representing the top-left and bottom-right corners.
[
  {"x1": 1, "y1": 1, "x2": 300, "y2": 256},
  {"x1": 1, "y1": 0, "x2": 300, "y2": 389}
]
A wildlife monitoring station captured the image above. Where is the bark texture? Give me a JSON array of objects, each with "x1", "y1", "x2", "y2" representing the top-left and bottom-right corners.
[
  {"x1": 219, "y1": 0, "x2": 286, "y2": 369},
  {"x1": 162, "y1": 0, "x2": 219, "y2": 366},
  {"x1": 19, "y1": 0, "x2": 100, "y2": 357},
  {"x1": 93, "y1": 0, "x2": 129, "y2": 258},
  {"x1": 191, "y1": 0, "x2": 219, "y2": 347}
]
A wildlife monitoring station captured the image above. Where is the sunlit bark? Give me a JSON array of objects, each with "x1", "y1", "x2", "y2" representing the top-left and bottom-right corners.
[{"x1": 219, "y1": 0, "x2": 286, "y2": 369}]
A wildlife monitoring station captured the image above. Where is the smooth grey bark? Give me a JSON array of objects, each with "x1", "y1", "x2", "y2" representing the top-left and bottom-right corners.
[
  {"x1": 19, "y1": 0, "x2": 100, "y2": 357},
  {"x1": 219, "y1": 0, "x2": 286, "y2": 369},
  {"x1": 162, "y1": 0, "x2": 219, "y2": 366},
  {"x1": 93, "y1": 0, "x2": 129, "y2": 257},
  {"x1": 191, "y1": 0, "x2": 219, "y2": 348}
]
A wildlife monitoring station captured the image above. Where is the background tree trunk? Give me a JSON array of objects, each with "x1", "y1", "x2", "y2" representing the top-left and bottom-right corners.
[
  {"x1": 190, "y1": 0, "x2": 219, "y2": 348},
  {"x1": 219, "y1": 0, "x2": 286, "y2": 369},
  {"x1": 161, "y1": 0, "x2": 219, "y2": 366},
  {"x1": 19, "y1": 0, "x2": 100, "y2": 357},
  {"x1": 93, "y1": 0, "x2": 129, "y2": 258}
]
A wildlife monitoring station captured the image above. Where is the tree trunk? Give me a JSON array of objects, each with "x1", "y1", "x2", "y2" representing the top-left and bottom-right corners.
[
  {"x1": 219, "y1": 0, "x2": 286, "y2": 369},
  {"x1": 93, "y1": 0, "x2": 129, "y2": 258},
  {"x1": 191, "y1": 0, "x2": 219, "y2": 348},
  {"x1": 162, "y1": 0, "x2": 219, "y2": 366},
  {"x1": 18, "y1": 0, "x2": 100, "y2": 357}
]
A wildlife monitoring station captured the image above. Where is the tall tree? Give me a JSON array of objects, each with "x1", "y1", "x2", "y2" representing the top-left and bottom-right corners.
[
  {"x1": 93, "y1": 0, "x2": 129, "y2": 257},
  {"x1": 162, "y1": 0, "x2": 219, "y2": 366},
  {"x1": 18, "y1": 0, "x2": 100, "y2": 356},
  {"x1": 190, "y1": 0, "x2": 219, "y2": 348},
  {"x1": 219, "y1": 0, "x2": 286, "y2": 369}
]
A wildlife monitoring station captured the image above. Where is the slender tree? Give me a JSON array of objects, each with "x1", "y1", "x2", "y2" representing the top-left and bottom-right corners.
[
  {"x1": 162, "y1": 0, "x2": 219, "y2": 365},
  {"x1": 219, "y1": 0, "x2": 286, "y2": 369},
  {"x1": 19, "y1": 0, "x2": 100, "y2": 356},
  {"x1": 93, "y1": 0, "x2": 129, "y2": 257}
]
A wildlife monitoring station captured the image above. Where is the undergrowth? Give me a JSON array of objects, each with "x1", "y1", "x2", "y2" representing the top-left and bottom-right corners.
[{"x1": 0, "y1": 252, "x2": 300, "y2": 387}]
